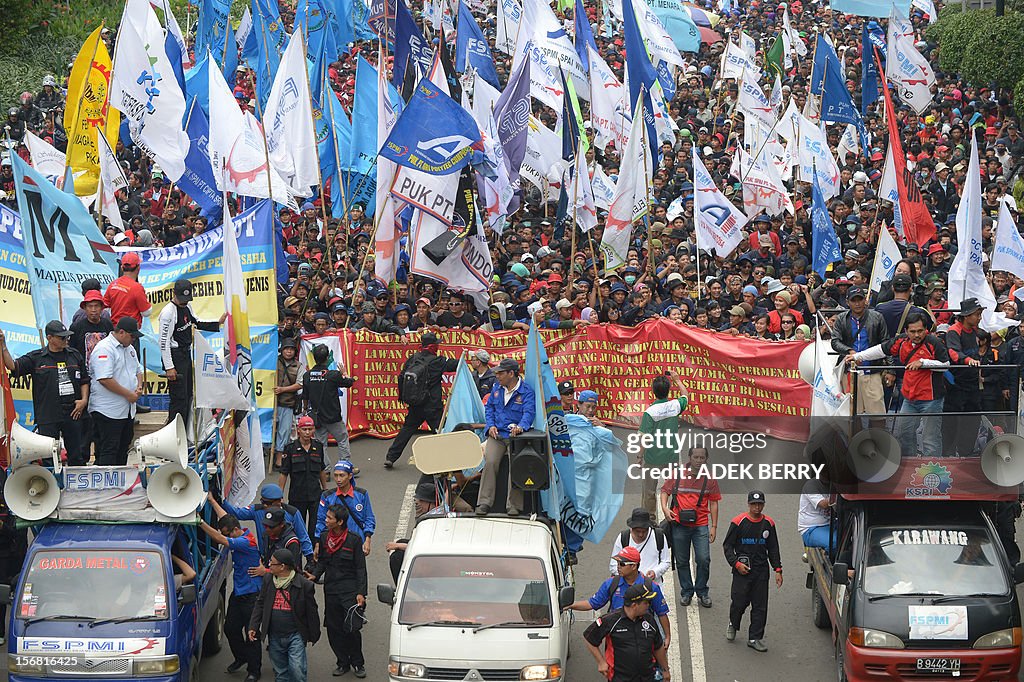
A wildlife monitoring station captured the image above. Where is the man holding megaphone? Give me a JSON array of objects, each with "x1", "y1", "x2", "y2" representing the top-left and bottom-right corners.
[{"x1": 1, "y1": 322, "x2": 89, "y2": 465}]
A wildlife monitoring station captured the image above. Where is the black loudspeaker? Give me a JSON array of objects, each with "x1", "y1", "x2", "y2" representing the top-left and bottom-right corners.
[{"x1": 510, "y1": 430, "x2": 550, "y2": 491}]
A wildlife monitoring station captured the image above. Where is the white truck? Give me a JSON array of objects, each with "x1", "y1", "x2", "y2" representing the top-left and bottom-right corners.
[{"x1": 377, "y1": 515, "x2": 573, "y2": 682}]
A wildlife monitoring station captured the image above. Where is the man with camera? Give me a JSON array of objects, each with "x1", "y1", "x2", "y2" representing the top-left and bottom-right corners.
[{"x1": 660, "y1": 447, "x2": 720, "y2": 607}]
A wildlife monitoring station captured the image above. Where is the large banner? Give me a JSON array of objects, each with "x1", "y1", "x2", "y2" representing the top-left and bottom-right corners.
[
  {"x1": 304, "y1": 318, "x2": 812, "y2": 442},
  {"x1": 0, "y1": 205, "x2": 40, "y2": 426}
]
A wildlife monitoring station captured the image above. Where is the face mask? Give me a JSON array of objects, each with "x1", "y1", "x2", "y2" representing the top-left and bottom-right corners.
[{"x1": 625, "y1": 276, "x2": 637, "y2": 285}]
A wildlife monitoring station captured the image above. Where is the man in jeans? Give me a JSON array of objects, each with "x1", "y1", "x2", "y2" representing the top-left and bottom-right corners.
[
  {"x1": 660, "y1": 447, "x2": 720, "y2": 607},
  {"x1": 249, "y1": 549, "x2": 320, "y2": 682},
  {"x1": 302, "y1": 344, "x2": 356, "y2": 471}
]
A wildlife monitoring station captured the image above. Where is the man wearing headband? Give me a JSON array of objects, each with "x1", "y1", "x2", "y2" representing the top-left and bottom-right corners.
[{"x1": 315, "y1": 461, "x2": 376, "y2": 558}]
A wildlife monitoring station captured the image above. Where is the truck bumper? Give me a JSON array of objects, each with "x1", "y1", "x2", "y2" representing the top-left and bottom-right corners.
[
  {"x1": 10, "y1": 677, "x2": 181, "y2": 682},
  {"x1": 845, "y1": 642, "x2": 1020, "y2": 681}
]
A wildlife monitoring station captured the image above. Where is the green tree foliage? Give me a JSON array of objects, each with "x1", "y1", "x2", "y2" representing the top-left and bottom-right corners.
[{"x1": 960, "y1": 13, "x2": 1024, "y2": 88}]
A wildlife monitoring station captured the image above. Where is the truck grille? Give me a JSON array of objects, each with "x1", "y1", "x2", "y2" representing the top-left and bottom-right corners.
[
  {"x1": 423, "y1": 668, "x2": 522, "y2": 681},
  {"x1": 51, "y1": 658, "x2": 131, "y2": 676}
]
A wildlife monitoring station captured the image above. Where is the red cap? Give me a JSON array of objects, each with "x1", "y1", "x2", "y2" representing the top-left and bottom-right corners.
[
  {"x1": 416, "y1": 297, "x2": 432, "y2": 306},
  {"x1": 870, "y1": 151, "x2": 884, "y2": 161},
  {"x1": 614, "y1": 546, "x2": 641, "y2": 564},
  {"x1": 121, "y1": 251, "x2": 141, "y2": 268},
  {"x1": 297, "y1": 415, "x2": 315, "y2": 428},
  {"x1": 548, "y1": 273, "x2": 563, "y2": 283},
  {"x1": 927, "y1": 243, "x2": 946, "y2": 256},
  {"x1": 79, "y1": 290, "x2": 105, "y2": 308},
  {"x1": 986, "y1": 126, "x2": 998, "y2": 136}
]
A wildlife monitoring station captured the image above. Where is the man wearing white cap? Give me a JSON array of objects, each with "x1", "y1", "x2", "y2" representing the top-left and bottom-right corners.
[{"x1": 468, "y1": 349, "x2": 496, "y2": 398}]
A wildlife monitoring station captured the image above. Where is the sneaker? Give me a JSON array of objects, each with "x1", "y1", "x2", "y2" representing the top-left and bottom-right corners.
[
  {"x1": 680, "y1": 595, "x2": 693, "y2": 607},
  {"x1": 383, "y1": 459, "x2": 394, "y2": 470},
  {"x1": 698, "y1": 595, "x2": 712, "y2": 608},
  {"x1": 332, "y1": 665, "x2": 350, "y2": 677},
  {"x1": 353, "y1": 666, "x2": 367, "y2": 678},
  {"x1": 726, "y1": 624, "x2": 736, "y2": 642},
  {"x1": 506, "y1": 506, "x2": 520, "y2": 516},
  {"x1": 226, "y1": 660, "x2": 246, "y2": 673},
  {"x1": 136, "y1": 404, "x2": 151, "y2": 413},
  {"x1": 244, "y1": 674, "x2": 260, "y2": 682},
  {"x1": 475, "y1": 504, "x2": 490, "y2": 516},
  {"x1": 748, "y1": 639, "x2": 768, "y2": 652}
]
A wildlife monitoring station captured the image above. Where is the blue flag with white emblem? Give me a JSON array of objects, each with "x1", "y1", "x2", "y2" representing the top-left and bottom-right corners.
[
  {"x1": 456, "y1": 1, "x2": 500, "y2": 89},
  {"x1": 380, "y1": 78, "x2": 481, "y2": 175},
  {"x1": 811, "y1": 171, "x2": 843, "y2": 279}
]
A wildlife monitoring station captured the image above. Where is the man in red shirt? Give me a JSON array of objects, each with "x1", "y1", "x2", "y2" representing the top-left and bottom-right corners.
[{"x1": 104, "y1": 252, "x2": 152, "y2": 326}]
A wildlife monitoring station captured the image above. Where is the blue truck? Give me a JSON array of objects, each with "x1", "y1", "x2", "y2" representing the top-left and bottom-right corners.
[{"x1": 2, "y1": 522, "x2": 229, "y2": 682}]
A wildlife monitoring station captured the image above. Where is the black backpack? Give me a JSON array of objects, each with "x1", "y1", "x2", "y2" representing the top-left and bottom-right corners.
[
  {"x1": 620, "y1": 528, "x2": 666, "y2": 556},
  {"x1": 399, "y1": 352, "x2": 433, "y2": 406}
]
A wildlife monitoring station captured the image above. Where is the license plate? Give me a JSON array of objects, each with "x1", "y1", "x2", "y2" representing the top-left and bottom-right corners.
[{"x1": 916, "y1": 658, "x2": 961, "y2": 674}]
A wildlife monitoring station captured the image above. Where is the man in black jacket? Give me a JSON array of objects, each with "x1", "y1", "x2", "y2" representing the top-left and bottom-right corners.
[
  {"x1": 831, "y1": 287, "x2": 891, "y2": 427},
  {"x1": 303, "y1": 344, "x2": 356, "y2": 472},
  {"x1": 384, "y1": 333, "x2": 460, "y2": 468},
  {"x1": 248, "y1": 549, "x2": 320, "y2": 682},
  {"x1": 311, "y1": 503, "x2": 368, "y2": 678}
]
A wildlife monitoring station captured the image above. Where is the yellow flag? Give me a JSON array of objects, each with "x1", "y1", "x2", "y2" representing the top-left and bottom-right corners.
[{"x1": 64, "y1": 26, "x2": 120, "y2": 197}]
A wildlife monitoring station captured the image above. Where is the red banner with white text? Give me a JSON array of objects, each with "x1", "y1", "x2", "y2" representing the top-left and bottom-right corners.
[{"x1": 305, "y1": 318, "x2": 812, "y2": 443}]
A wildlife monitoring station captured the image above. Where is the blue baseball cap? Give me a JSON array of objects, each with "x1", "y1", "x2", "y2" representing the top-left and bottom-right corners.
[
  {"x1": 334, "y1": 460, "x2": 355, "y2": 474},
  {"x1": 578, "y1": 390, "x2": 599, "y2": 404},
  {"x1": 260, "y1": 483, "x2": 284, "y2": 500}
]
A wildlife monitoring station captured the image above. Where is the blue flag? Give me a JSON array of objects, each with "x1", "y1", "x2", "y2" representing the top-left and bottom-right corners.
[
  {"x1": 393, "y1": 0, "x2": 432, "y2": 88},
  {"x1": 381, "y1": 78, "x2": 481, "y2": 175},
  {"x1": 862, "y1": 26, "x2": 880, "y2": 115},
  {"x1": 182, "y1": 99, "x2": 225, "y2": 220},
  {"x1": 574, "y1": 0, "x2": 598, "y2": 72},
  {"x1": 441, "y1": 360, "x2": 486, "y2": 437},
  {"x1": 164, "y1": 32, "x2": 187, "y2": 94},
  {"x1": 296, "y1": 0, "x2": 339, "y2": 102},
  {"x1": 368, "y1": 0, "x2": 397, "y2": 44},
  {"x1": 623, "y1": 0, "x2": 660, "y2": 167},
  {"x1": 251, "y1": 0, "x2": 286, "y2": 109},
  {"x1": 830, "y1": 0, "x2": 911, "y2": 16},
  {"x1": 11, "y1": 155, "x2": 118, "y2": 328},
  {"x1": 821, "y1": 55, "x2": 871, "y2": 154},
  {"x1": 810, "y1": 35, "x2": 840, "y2": 95},
  {"x1": 564, "y1": 413, "x2": 627, "y2": 544},
  {"x1": 185, "y1": 54, "x2": 211, "y2": 119},
  {"x1": 348, "y1": 56, "x2": 379, "y2": 176},
  {"x1": 456, "y1": 2, "x2": 500, "y2": 89},
  {"x1": 811, "y1": 172, "x2": 842, "y2": 278}
]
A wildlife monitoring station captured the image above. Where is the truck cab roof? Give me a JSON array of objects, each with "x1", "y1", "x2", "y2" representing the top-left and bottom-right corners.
[
  {"x1": 408, "y1": 517, "x2": 557, "y2": 558},
  {"x1": 30, "y1": 523, "x2": 178, "y2": 550},
  {"x1": 854, "y1": 500, "x2": 993, "y2": 526}
]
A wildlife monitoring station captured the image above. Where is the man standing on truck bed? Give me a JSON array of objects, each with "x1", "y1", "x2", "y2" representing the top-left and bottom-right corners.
[{"x1": 723, "y1": 490, "x2": 783, "y2": 653}]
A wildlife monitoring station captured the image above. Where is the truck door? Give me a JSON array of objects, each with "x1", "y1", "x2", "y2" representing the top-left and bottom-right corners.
[
  {"x1": 173, "y1": 531, "x2": 200, "y2": 662},
  {"x1": 834, "y1": 516, "x2": 859, "y2": 646}
]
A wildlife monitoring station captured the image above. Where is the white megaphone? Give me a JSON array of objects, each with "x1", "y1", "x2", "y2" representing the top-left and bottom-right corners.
[
  {"x1": 9, "y1": 422, "x2": 60, "y2": 471},
  {"x1": 4, "y1": 464, "x2": 60, "y2": 521},
  {"x1": 798, "y1": 342, "x2": 817, "y2": 386},
  {"x1": 147, "y1": 463, "x2": 205, "y2": 519},
  {"x1": 848, "y1": 429, "x2": 902, "y2": 483},
  {"x1": 136, "y1": 415, "x2": 188, "y2": 468},
  {"x1": 981, "y1": 434, "x2": 1024, "y2": 487}
]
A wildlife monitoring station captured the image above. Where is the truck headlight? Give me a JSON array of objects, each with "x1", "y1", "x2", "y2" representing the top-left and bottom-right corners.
[
  {"x1": 850, "y1": 626, "x2": 905, "y2": 649},
  {"x1": 132, "y1": 656, "x2": 180, "y2": 675},
  {"x1": 388, "y1": 659, "x2": 426, "y2": 678},
  {"x1": 975, "y1": 627, "x2": 1022, "y2": 649},
  {"x1": 7, "y1": 655, "x2": 46, "y2": 674},
  {"x1": 521, "y1": 663, "x2": 561, "y2": 680}
]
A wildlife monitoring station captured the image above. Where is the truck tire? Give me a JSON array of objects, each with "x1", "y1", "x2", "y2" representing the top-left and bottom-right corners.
[
  {"x1": 835, "y1": 638, "x2": 848, "y2": 682},
  {"x1": 202, "y1": 595, "x2": 225, "y2": 656},
  {"x1": 811, "y1": 581, "x2": 830, "y2": 629}
]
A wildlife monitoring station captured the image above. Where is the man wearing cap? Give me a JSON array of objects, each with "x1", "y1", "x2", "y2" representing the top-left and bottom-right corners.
[
  {"x1": 274, "y1": 338, "x2": 302, "y2": 469},
  {"x1": 558, "y1": 380, "x2": 576, "y2": 414},
  {"x1": 832, "y1": 287, "x2": 890, "y2": 426},
  {"x1": 723, "y1": 491, "x2": 782, "y2": 652},
  {"x1": 929, "y1": 162, "x2": 958, "y2": 217},
  {"x1": 303, "y1": 343, "x2": 357, "y2": 472},
  {"x1": 583, "y1": 583, "x2": 670, "y2": 682},
  {"x1": 88, "y1": 318, "x2": 145, "y2": 465},
  {"x1": 69, "y1": 291, "x2": 113, "y2": 464},
  {"x1": 943, "y1": 298, "x2": 986, "y2": 456},
  {"x1": 209, "y1": 485, "x2": 315, "y2": 567},
  {"x1": 104, "y1": 251, "x2": 152, "y2": 327},
  {"x1": 875, "y1": 274, "x2": 929, "y2": 338},
  {"x1": 477, "y1": 357, "x2": 537, "y2": 516},
  {"x1": 315, "y1": 461, "x2": 376, "y2": 557},
  {"x1": 352, "y1": 301, "x2": 403, "y2": 334},
  {"x1": 0, "y1": 322, "x2": 90, "y2": 465},
  {"x1": 468, "y1": 349, "x2": 496, "y2": 398},
  {"x1": 384, "y1": 333, "x2": 460, "y2": 468},
  {"x1": 157, "y1": 278, "x2": 227, "y2": 430},
  {"x1": 577, "y1": 389, "x2": 606, "y2": 427},
  {"x1": 278, "y1": 415, "x2": 327, "y2": 540},
  {"x1": 608, "y1": 508, "x2": 672, "y2": 583}
]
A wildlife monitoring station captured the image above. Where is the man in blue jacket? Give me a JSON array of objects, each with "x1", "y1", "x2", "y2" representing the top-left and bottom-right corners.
[
  {"x1": 210, "y1": 484, "x2": 315, "y2": 567},
  {"x1": 476, "y1": 358, "x2": 537, "y2": 516},
  {"x1": 315, "y1": 460, "x2": 376, "y2": 557}
]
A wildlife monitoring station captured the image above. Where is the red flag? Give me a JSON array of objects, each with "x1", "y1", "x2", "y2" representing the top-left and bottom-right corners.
[
  {"x1": 0, "y1": 361, "x2": 15, "y2": 469},
  {"x1": 878, "y1": 48, "x2": 936, "y2": 248}
]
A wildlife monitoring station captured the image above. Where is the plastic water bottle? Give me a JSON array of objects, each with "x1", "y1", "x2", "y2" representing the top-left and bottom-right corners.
[{"x1": 654, "y1": 667, "x2": 664, "y2": 681}]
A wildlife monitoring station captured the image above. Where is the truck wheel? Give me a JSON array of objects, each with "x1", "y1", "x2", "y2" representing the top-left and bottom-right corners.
[
  {"x1": 202, "y1": 595, "x2": 225, "y2": 656},
  {"x1": 811, "y1": 581, "x2": 830, "y2": 629},
  {"x1": 835, "y1": 638, "x2": 848, "y2": 682}
]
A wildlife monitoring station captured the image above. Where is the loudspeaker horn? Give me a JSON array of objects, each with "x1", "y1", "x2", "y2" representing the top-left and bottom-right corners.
[
  {"x1": 9, "y1": 422, "x2": 60, "y2": 471},
  {"x1": 981, "y1": 434, "x2": 1024, "y2": 487},
  {"x1": 136, "y1": 415, "x2": 188, "y2": 468},
  {"x1": 147, "y1": 463, "x2": 205, "y2": 519},
  {"x1": 848, "y1": 429, "x2": 901, "y2": 483},
  {"x1": 798, "y1": 342, "x2": 817, "y2": 386},
  {"x1": 412, "y1": 431, "x2": 485, "y2": 475},
  {"x1": 4, "y1": 464, "x2": 60, "y2": 521}
]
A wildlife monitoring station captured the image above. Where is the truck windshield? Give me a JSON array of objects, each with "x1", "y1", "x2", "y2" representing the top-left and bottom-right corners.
[
  {"x1": 863, "y1": 527, "x2": 1009, "y2": 597},
  {"x1": 17, "y1": 550, "x2": 170, "y2": 621},
  {"x1": 399, "y1": 556, "x2": 552, "y2": 628}
]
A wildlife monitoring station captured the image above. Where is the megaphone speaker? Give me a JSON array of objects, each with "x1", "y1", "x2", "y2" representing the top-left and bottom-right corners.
[
  {"x1": 9, "y1": 422, "x2": 59, "y2": 470},
  {"x1": 147, "y1": 463, "x2": 205, "y2": 519},
  {"x1": 981, "y1": 434, "x2": 1024, "y2": 487},
  {"x1": 510, "y1": 430, "x2": 550, "y2": 491},
  {"x1": 4, "y1": 464, "x2": 60, "y2": 521},
  {"x1": 848, "y1": 428, "x2": 901, "y2": 483},
  {"x1": 136, "y1": 415, "x2": 188, "y2": 468},
  {"x1": 798, "y1": 342, "x2": 817, "y2": 386}
]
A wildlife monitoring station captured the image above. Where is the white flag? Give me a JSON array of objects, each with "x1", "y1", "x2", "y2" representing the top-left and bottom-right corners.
[
  {"x1": 236, "y1": 6, "x2": 253, "y2": 48},
  {"x1": 110, "y1": 2, "x2": 190, "y2": 180},
  {"x1": 193, "y1": 332, "x2": 251, "y2": 411},
  {"x1": 522, "y1": 117, "x2": 566, "y2": 199},
  {"x1": 720, "y1": 41, "x2": 756, "y2": 80},
  {"x1": 97, "y1": 133, "x2": 127, "y2": 231},
  {"x1": 991, "y1": 201, "x2": 1024, "y2": 281},
  {"x1": 796, "y1": 113, "x2": 839, "y2": 199},
  {"x1": 591, "y1": 163, "x2": 617, "y2": 210},
  {"x1": 737, "y1": 70, "x2": 776, "y2": 128},
  {"x1": 769, "y1": 74, "x2": 783, "y2": 114},
  {"x1": 811, "y1": 330, "x2": 850, "y2": 419},
  {"x1": 513, "y1": 35, "x2": 564, "y2": 112},
  {"x1": 374, "y1": 45, "x2": 401, "y2": 285},
  {"x1": 776, "y1": 100, "x2": 801, "y2": 142},
  {"x1": 633, "y1": 2, "x2": 685, "y2": 68},
  {"x1": 693, "y1": 146, "x2": 747, "y2": 255},
  {"x1": 949, "y1": 132, "x2": 1018, "y2": 332},
  {"x1": 869, "y1": 224, "x2": 902, "y2": 293},
  {"x1": 263, "y1": 33, "x2": 318, "y2": 196},
  {"x1": 601, "y1": 99, "x2": 650, "y2": 272},
  {"x1": 740, "y1": 31, "x2": 757, "y2": 58},
  {"x1": 911, "y1": 0, "x2": 938, "y2": 22},
  {"x1": 514, "y1": 0, "x2": 588, "y2": 99},
  {"x1": 879, "y1": 144, "x2": 904, "y2": 240},
  {"x1": 886, "y1": 11, "x2": 935, "y2": 115},
  {"x1": 588, "y1": 45, "x2": 629, "y2": 151},
  {"x1": 731, "y1": 146, "x2": 792, "y2": 218},
  {"x1": 569, "y1": 148, "x2": 598, "y2": 233},
  {"x1": 495, "y1": 0, "x2": 522, "y2": 55},
  {"x1": 24, "y1": 131, "x2": 66, "y2": 184},
  {"x1": 782, "y1": 9, "x2": 806, "y2": 56},
  {"x1": 837, "y1": 124, "x2": 860, "y2": 166}
]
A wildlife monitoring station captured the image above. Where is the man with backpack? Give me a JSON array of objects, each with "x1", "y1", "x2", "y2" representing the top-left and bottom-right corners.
[
  {"x1": 384, "y1": 332, "x2": 460, "y2": 469},
  {"x1": 303, "y1": 343, "x2": 357, "y2": 472},
  {"x1": 608, "y1": 508, "x2": 672, "y2": 582},
  {"x1": 565, "y1": 546, "x2": 672, "y2": 653}
]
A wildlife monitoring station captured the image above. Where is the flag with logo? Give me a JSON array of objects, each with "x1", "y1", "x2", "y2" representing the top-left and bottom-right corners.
[
  {"x1": 456, "y1": 1, "x2": 500, "y2": 88},
  {"x1": 193, "y1": 330, "x2": 251, "y2": 411},
  {"x1": 868, "y1": 223, "x2": 902, "y2": 293},
  {"x1": 24, "y1": 132, "x2": 67, "y2": 187},
  {"x1": 64, "y1": 26, "x2": 119, "y2": 198},
  {"x1": 811, "y1": 171, "x2": 842, "y2": 279},
  {"x1": 992, "y1": 202, "x2": 1024, "y2": 281},
  {"x1": 374, "y1": 44, "x2": 402, "y2": 286},
  {"x1": 600, "y1": 99, "x2": 650, "y2": 272},
  {"x1": 693, "y1": 147, "x2": 747, "y2": 256},
  {"x1": 97, "y1": 132, "x2": 127, "y2": 231},
  {"x1": 262, "y1": 33, "x2": 318, "y2": 196},
  {"x1": 886, "y1": 11, "x2": 935, "y2": 115}
]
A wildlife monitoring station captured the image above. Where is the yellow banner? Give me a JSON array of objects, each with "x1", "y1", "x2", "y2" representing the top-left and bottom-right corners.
[{"x1": 64, "y1": 26, "x2": 119, "y2": 197}]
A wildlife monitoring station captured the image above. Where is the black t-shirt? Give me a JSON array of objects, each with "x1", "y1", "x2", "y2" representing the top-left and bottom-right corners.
[
  {"x1": 583, "y1": 609, "x2": 663, "y2": 681},
  {"x1": 11, "y1": 347, "x2": 89, "y2": 423},
  {"x1": 280, "y1": 440, "x2": 326, "y2": 502},
  {"x1": 269, "y1": 586, "x2": 299, "y2": 636},
  {"x1": 302, "y1": 365, "x2": 355, "y2": 425},
  {"x1": 69, "y1": 317, "x2": 114, "y2": 366},
  {"x1": 436, "y1": 311, "x2": 476, "y2": 329}
]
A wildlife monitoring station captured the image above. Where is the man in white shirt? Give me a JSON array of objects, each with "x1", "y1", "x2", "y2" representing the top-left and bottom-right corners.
[
  {"x1": 89, "y1": 317, "x2": 145, "y2": 466},
  {"x1": 608, "y1": 508, "x2": 672, "y2": 583},
  {"x1": 797, "y1": 478, "x2": 834, "y2": 549}
]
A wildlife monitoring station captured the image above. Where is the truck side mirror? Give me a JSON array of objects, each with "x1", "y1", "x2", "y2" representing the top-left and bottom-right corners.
[
  {"x1": 377, "y1": 583, "x2": 395, "y2": 606},
  {"x1": 833, "y1": 562, "x2": 849, "y2": 585},
  {"x1": 0, "y1": 584, "x2": 10, "y2": 604},
  {"x1": 178, "y1": 584, "x2": 197, "y2": 604},
  {"x1": 558, "y1": 586, "x2": 575, "y2": 610},
  {"x1": 1014, "y1": 563, "x2": 1024, "y2": 585}
]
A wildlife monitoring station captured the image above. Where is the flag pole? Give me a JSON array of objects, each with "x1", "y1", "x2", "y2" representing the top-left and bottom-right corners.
[
  {"x1": 638, "y1": 95, "x2": 656, "y2": 285},
  {"x1": 569, "y1": 134, "x2": 581, "y2": 293}
]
